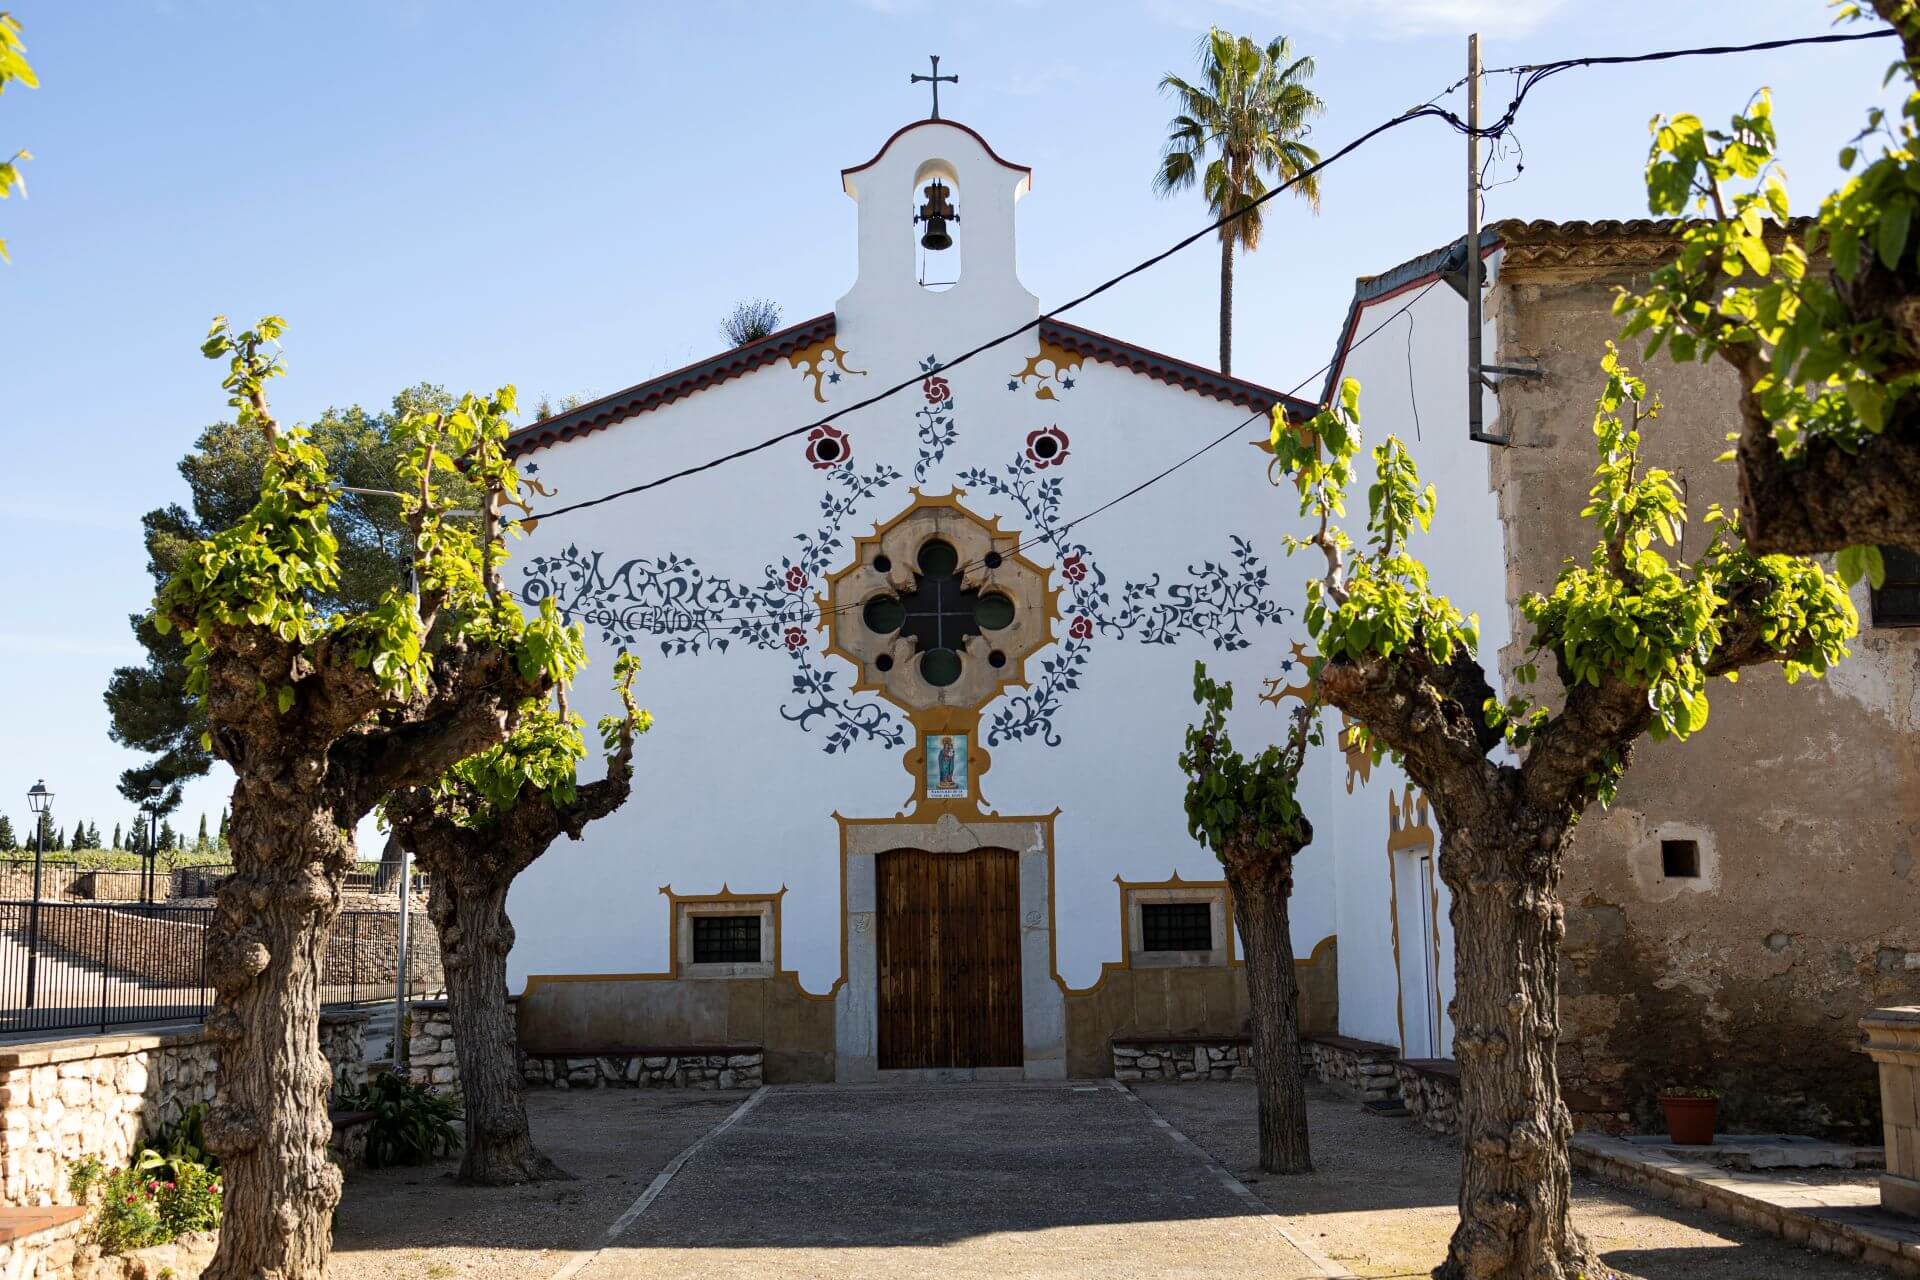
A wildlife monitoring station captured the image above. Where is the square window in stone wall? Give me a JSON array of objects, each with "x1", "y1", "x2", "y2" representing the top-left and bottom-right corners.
[
  {"x1": 1120, "y1": 879, "x2": 1230, "y2": 969},
  {"x1": 670, "y1": 893, "x2": 780, "y2": 979}
]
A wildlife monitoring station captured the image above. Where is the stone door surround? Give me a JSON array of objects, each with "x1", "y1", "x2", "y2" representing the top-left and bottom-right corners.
[{"x1": 835, "y1": 811, "x2": 1064, "y2": 1082}]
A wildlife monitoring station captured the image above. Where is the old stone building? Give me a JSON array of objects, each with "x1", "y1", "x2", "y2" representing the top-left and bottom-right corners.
[{"x1": 1323, "y1": 217, "x2": 1920, "y2": 1137}]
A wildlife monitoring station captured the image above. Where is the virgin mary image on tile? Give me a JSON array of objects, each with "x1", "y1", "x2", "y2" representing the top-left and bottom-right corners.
[{"x1": 926, "y1": 733, "x2": 968, "y2": 799}]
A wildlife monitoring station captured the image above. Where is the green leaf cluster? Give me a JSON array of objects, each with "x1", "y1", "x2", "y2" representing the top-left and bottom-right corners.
[
  {"x1": 0, "y1": 11, "x2": 37, "y2": 264},
  {"x1": 1277, "y1": 381, "x2": 1478, "y2": 683},
  {"x1": 429, "y1": 651, "x2": 651, "y2": 829},
  {"x1": 1178, "y1": 661, "x2": 1317, "y2": 857},
  {"x1": 1615, "y1": 8, "x2": 1920, "y2": 583},
  {"x1": 1518, "y1": 347, "x2": 1855, "y2": 747},
  {"x1": 155, "y1": 317, "x2": 586, "y2": 733}
]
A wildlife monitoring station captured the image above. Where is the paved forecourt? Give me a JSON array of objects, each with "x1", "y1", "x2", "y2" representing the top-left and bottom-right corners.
[{"x1": 578, "y1": 1080, "x2": 1335, "y2": 1280}]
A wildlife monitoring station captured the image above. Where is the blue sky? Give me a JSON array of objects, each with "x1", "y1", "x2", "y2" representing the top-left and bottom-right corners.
[{"x1": 0, "y1": 0, "x2": 1889, "y2": 844}]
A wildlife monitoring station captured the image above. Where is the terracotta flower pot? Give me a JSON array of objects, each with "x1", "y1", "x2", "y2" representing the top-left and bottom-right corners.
[{"x1": 1659, "y1": 1095, "x2": 1718, "y2": 1145}]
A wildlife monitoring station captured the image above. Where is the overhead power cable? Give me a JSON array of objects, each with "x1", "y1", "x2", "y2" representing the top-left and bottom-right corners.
[
  {"x1": 524, "y1": 25, "x2": 1894, "y2": 526},
  {"x1": 519, "y1": 280, "x2": 1443, "y2": 635}
]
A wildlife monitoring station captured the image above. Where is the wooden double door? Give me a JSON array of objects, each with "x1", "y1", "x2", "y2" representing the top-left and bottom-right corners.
[{"x1": 876, "y1": 848, "x2": 1023, "y2": 1070}]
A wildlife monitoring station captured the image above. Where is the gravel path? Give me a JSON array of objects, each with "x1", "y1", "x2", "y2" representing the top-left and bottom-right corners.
[
  {"x1": 330, "y1": 1089, "x2": 743, "y2": 1280},
  {"x1": 1135, "y1": 1080, "x2": 1874, "y2": 1280}
]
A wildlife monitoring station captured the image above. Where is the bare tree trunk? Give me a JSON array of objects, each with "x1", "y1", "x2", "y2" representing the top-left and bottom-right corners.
[
  {"x1": 1436, "y1": 817, "x2": 1593, "y2": 1280},
  {"x1": 1219, "y1": 233, "x2": 1236, "y2": 375},
  {"x1": 201, "y1": 766, "x2": 349, "y2": 1280},
  {"x1": 431, "y1": 872, "x2": 569, "y2": 1185},
  {"x1": 1226, "y1": 841, "x2": 1311, "y2": 1174}
]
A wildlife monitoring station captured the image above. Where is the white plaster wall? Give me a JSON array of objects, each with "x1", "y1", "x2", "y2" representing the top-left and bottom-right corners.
[
  {"x1": 502, "y1": 119, "x2": 1336, "y2": 996},
  {"x1": 1319, "y1": 253, "x2": 1514, "y2": 1054}
]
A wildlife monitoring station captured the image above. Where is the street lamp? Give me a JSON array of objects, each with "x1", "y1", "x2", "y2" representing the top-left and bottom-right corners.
[
  {"x1": 24, "y1": 780, "x2": 51, "y2": 1010},
  {"x1": 139, "y1": 788, "x2": 165, "y2": 906}
]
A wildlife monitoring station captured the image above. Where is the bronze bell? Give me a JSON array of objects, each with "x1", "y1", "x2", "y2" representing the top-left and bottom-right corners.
[{"x1": 918, "y1": 179, "x2": 957, "y2": 251}]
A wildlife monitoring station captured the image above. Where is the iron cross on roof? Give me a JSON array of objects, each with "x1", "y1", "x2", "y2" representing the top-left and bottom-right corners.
[{"x1": 911, "y1": 54, "x2": 957, "y2": 120}]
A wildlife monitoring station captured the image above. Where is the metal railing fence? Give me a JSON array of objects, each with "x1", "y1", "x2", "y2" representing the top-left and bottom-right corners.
[{"x1": 0, "y1": 900, "x2": 443, "y2": 1036}]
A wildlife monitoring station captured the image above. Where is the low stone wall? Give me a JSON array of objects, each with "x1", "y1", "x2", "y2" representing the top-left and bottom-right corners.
[
  {"x1": 0, "y1": 1207, "x2": 89, "y2": 1279},
  {"x1": 31, "y1": 907, "x2": 208, "y2": 985},
  {"x1": 1304, "y1": 1035, "x2": 1401, "y2": 1105},
  {"x1": 522, "y1": 1049, "x2": 764, "y2": 1091},
  {"x1": 67, "y1": 873, "x2": 153, "y2": 903},
  {"x1": 1112, "y1": 1038, "x2": 1255, "y2": 1083},
  {"x1": 0, "y1": 1011, "x2": 369, "y2": 1208},
  {"x1": 1395, "y1": 1059, "x2": 1461, "y2": 1137},
  {"x1": 405, "y1": 1000, "x2": 459, "y2": 1094}
]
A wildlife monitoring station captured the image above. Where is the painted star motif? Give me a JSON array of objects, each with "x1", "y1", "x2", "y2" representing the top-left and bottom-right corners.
[
  {"x1": 828, "y1": 372, "x2": 840, "y2": 384},
  {"x1": 1007, "y1": 380, "x2": 1019, "y2": 391},
  {"x1": 1061, "y1": 376, "x2": 1075, "y2": 389},
  {"x1": 524, "y1": 462, "x2": 541, "y2": 475}
]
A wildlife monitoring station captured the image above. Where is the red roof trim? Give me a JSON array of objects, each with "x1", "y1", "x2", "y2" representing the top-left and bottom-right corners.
[
  {"x1": 506, "y1": 313, "x2": 837, "y2": 458},
  {"x1": 1038, "y1": 318, "x2": 1318, "y2": 422},
  {"x1": 840, "y1": 119, "x2": 1033, "y2": 190}
]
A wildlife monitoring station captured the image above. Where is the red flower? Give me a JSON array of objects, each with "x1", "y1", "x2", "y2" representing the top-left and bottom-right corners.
[
  {"x1": 805, "y1": 425, "x2": 850, "y2": 470},
  {"x1": 922, "y1": 375, "x2": 951, "y2": 404},
  {"x1": 1061, "y1": 554, "x2": 1088, "y2": 584},
  {"x1": 783, "y1": 566, "x2": 807, "y2": 593},
  {"x1": 1025, "y1": 426, "x2": 1070, "y2": 469},
  {"x1": 1069, "y1": 616, "x2": 1093, "y2": 641},
  {"x1": 783, "y1": 626, "x2": 808, "y2": 651}
]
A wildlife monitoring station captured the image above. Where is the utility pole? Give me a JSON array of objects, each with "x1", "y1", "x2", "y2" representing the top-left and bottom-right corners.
[
  {"x1": 394, "y1": 843, "x2": 412, "y2": 1074},
  {"x1": 1465, "y1": 33, "x2": 1532, "y2": 445}
]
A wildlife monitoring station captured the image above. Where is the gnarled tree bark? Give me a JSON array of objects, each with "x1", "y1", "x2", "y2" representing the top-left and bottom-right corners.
[
  {"x1": 389, "y1": 718, "x2": 638, "y2": 1186},
  {"x1": 196, "y1": 630, "x2": 549, "y2": 1280},
  {"x1": 1222, "y1": 830, "x2": 1312, "y2": 1174}
]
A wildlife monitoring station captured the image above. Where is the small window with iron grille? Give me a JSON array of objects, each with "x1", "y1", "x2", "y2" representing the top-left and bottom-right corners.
[
  {"x1": 1871, "y1": 546, "x2": 1920, "y2": 628},
  {"x1": 1140, "y1": 901, "x2": 1213, "y2": 953},
  {"x1": 691, "y1": 914, "x2": 762, "y2": 965}
]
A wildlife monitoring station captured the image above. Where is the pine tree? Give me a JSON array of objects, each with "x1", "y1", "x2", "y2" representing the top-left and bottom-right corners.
[
  {"x1": 31, "y1": 810, "x2": 52, "y2": 854},
  {"x1": 68, "y1": 820, "x2": 85, "y2": 851},
  {"x1": 0, "y1": 816, "x2": 15, "y2": 852},
  {"x1": 88, "y1": 822, "x2": 102, "y2": 849},
  {"x1": 157, "y1": 819, "x2": 176, "y2": 852}
]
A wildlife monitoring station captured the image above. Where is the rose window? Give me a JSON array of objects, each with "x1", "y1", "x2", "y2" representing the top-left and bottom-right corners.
[{"x1": 817, "y1": 493, "x2": 1059, "y2": 712}]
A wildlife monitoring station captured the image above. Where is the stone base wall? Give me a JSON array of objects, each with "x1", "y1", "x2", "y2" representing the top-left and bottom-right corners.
[
  {"x1": 1305, "y1": 1036, "x2": 1401, "y2": 1105},
  {"x1": 1395, "y1": 1060, "x2": 1461, "y2": 1137},
  {"x1": 1112, "y1": 1039, "x2": 1255, "y2": 1083},
  {"x1": 0, "y1": 1210, "x2": 88, "y2": 1279},
  {"x1": 522, "y1": 1051, "x2": 764, "y2": 1090},
  {"x1": 1861, "y1": 1007, "x2": 1920, "y2": 1219},
  {"x1": 0, "y1": 1012, "x2": 368, "y2": 1208},
  {"x1": 404, "y1": 1001, "x2": 459, "y2": 1095}
]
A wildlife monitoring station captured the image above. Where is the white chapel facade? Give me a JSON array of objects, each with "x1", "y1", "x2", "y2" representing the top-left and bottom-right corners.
[{"x1": 498, "y1": 110, "x2": 1511, "y2": 1081}]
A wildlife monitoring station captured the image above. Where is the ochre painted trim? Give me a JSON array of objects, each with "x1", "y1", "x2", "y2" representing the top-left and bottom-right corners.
[
  {"x1": 658, "y1": 883, "x2": 788, "y2": 977},
  {"x1": 1109, "y1": 870, "x2": 1238, "y2": 970}
]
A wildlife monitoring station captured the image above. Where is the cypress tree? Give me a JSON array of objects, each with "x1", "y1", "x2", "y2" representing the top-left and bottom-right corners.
[
  {"x1": 157, "y1": 819, "x2": 176, "y2": 852},
  {"x1": 111, "y1": 822, "x2": 122, "y2": 851},
  {"x1": 197, "y1": 813, "x2": 209, "y2": 850}
]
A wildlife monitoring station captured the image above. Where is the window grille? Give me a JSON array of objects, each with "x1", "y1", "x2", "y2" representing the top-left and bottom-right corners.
[
  {"x1": 1140, "y1": 901, "x2": 1212, "y2": 952},
  {"x1": 691, "y1": 914, "x2": 762, "y2": 965},
  {"x1": 1871, "y1": 546, "x2": 1920, "y2": 628}
]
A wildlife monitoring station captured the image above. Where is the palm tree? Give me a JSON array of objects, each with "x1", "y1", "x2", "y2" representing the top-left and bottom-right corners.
[{"x1": 1155, "y1": 29, "x2": 1324, "y2": 375}]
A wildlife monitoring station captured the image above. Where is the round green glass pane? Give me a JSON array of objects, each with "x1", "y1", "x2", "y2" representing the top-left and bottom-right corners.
[
  {"x1": 917, "y1": 539, "x2": 959, "y2": 577},
  {"x1": 863, "y1": 595, "x2": 905, "y2": 634},
  {"x1": 974, "y1": 592, "x2": 1015, "y2": 630},
  {"x1": 921, "y1": 647, "x2": 962, "y2": 687}
]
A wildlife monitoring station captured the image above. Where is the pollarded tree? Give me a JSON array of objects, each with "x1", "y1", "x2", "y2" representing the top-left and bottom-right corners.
[
  {"x1": 1273, "y1": 359, "x2": 1854, "y2": 1280},
  {"x1": 385, "y1": 654, "x2": 650, "y2": 1185},
  {"x1": 154, "y1": 317, "x2": 583, "y2": 1280},
  {"x1": 1617, "y1": 1, "x2": 1920, "y2": 566},
  {"x1": 1178, "y1": 661, "x2": 1318, "y2": 1174}
]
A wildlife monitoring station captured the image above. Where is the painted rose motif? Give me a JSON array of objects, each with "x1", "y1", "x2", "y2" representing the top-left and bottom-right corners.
[
  {"x1": 783, "y1": 626, "x2": 808, "y2": 651},
  {"x1": 1025, "y1": 425, "x2": 1070, "y2": 469},
  {"x1": 783, "y1": 566, "x2": 807, "y2": 593},
  {"x1": 1068, "y1": 615, "x2": 1093, "y2": 641},
  {"x1": 923, "y1": 375, "x2": 951, "y2": 404},
  {"x1": 805, "y1": 425, "x2": 850, "y2": 470},
  {"x1": 1061, "y1": 553, "x2": 1088, "y2": 584}
]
